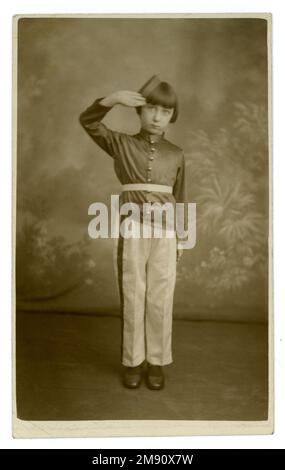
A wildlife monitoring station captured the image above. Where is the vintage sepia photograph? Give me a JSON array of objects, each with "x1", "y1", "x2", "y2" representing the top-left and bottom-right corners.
[{"x1": 13, "y1": 14, "x2": 272, "y2": 437}]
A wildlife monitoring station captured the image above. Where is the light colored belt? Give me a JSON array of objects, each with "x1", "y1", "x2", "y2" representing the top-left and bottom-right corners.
[{"x1": 122, "y1": 183, "x2": 173, "y2": 194}]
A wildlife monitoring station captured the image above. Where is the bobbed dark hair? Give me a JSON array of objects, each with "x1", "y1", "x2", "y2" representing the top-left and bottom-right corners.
[{"x1": 136, "y1": 81, "x2": 179, "y2": 123}]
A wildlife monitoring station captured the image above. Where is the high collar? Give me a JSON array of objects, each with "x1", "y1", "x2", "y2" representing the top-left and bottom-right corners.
[{"x1": 139, "y1": 128, "x2": 165, "y2": 144}]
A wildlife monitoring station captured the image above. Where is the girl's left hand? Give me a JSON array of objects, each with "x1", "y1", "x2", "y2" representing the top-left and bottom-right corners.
[{"x1": 177, "y1": 248, "x2": 183, "y2": 263}]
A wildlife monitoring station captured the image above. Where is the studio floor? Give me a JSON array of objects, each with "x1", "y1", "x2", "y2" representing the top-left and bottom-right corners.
[{"x1": 16, "y1": 311, "x2": 268, "y2": 421}]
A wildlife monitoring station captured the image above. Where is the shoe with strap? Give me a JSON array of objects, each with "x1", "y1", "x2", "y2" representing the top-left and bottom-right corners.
[{"x1": 146, "y1": 363, "x2": 165, "y2": 390}]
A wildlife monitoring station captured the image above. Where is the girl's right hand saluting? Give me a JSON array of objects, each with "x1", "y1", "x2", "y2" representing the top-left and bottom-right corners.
[{"x1": 100, "y1": 91, "x2": 146, "y2": 108}]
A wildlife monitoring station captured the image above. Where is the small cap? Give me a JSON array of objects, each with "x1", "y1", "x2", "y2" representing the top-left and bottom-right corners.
[{"x1": 138, "y1": 75, "x2": 161, "y2": 99}]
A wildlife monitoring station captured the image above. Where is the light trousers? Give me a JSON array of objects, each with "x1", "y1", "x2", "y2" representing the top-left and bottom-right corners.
[{"x1": 115, "y1": 225, "x2": 177, "y2": 367}]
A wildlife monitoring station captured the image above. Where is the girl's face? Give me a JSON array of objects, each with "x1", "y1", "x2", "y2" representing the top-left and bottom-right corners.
[{"x1": 139, "y1": 103, "x2": 174, "y2": 135}]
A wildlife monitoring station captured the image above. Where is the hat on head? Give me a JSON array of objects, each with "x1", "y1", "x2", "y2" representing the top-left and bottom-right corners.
[{"x1": 138, "y1": 75, "x2": 161, "y2": 98}]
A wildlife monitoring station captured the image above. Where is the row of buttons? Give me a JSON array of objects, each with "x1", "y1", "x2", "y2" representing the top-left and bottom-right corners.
[
  {"x1": 147, "y1": 146, "x2": 155, "y2": 181},
  {"x1": 146, "y1": 144, "x2": 156, "y2": 214}
]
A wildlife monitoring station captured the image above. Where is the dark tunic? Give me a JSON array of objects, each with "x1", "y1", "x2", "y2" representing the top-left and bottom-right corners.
[{"x1": 79, "y1": 98, "x2": 188, "y2": 238}]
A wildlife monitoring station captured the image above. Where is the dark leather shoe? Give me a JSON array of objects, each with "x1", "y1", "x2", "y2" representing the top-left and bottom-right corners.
[
  {"x1": 146, "y1": 363, "x2": 164, "y2": 390},
  {"x1": 123, "y1": 364, "x2": 143, "y2": 389}
]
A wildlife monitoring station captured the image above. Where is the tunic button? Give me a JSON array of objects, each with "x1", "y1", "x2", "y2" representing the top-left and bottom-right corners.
[
  {"x1": 151, "y1": 147, "x2": 155, "y2": 152},
  {"x1": 149, "y1": 156, "x2": 154, "y2": 161},
  {"x1": 147, "y1": 178, "x2": 151, "y2": 182},
  {"x1": 148, "y1": 166, "x2": 152, "y2": 171}
]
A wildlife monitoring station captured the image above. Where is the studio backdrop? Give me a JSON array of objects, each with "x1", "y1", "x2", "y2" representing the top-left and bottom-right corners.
[{"x1": 16, "y1": 18, "x2": 269, "y2": 322}]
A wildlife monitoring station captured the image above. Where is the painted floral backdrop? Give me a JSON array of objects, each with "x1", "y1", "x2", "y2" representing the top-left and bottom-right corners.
[
  {"x1": 16, "y1": 18, "x2": 269, "y2": 321},
  {"x1": 175, "y1": 101, "x2": 268, "y2": 319}
]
